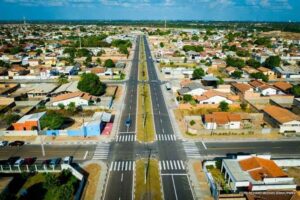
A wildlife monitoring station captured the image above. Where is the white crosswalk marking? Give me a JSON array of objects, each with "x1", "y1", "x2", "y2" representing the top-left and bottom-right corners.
[
  {"x1": 116, "y1": 134, "x2": 136, "y2": 142},
  {"x1": 183, "y1": 141, "x2": 201, "y2": 159},
  {"x1": 159, "y1": 160, "x2": 186, "y2": 171},
  {"x1": 156, "y1": 134, "x2": 177, "y2": 141},
  {"x1": 92, "y1": 143, "x2": 110, "y2": 160},
  {"x1": 109, "y1": 161, "x2": 136, "y2": 172}
]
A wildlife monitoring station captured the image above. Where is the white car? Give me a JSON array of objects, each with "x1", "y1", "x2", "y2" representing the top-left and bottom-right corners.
[
  {"x1": 14, "y1": 158, "x2": 24, "y2": 167},
  {"x1": 63, "y1": 156, "x2": 73, "y2": 164},
  {"x1": 0, "y1": 141, "x2": 8, "y2": 147}
]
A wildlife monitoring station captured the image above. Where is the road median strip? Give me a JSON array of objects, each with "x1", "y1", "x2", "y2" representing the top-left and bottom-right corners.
[{"x1": 134, "y1": 158, "x2": 163, "y2": 200}]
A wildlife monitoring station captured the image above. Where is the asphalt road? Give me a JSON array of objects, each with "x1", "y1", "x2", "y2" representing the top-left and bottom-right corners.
[
  {"x1": 103, "y1": 36, "x2": 140, "y2": 200},
  {"x1": 198, "y1": 140, "x2": 300, "y2": 158},
  {"x1": 0, "y1": 144, "x2": 95, "y2": 162},
  {"x1": 143, "y1": 36, "x2": 195, "y2": 200}
]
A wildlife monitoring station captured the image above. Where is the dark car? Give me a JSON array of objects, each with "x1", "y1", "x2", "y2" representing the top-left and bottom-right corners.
[
  {"x1": 125, "y1": 117, "x2": 131, "y2": 127},
  {"x1": 6, "y1": 157, "x2": 20, "y2": 165},
  {"x1": 42, "y1": 159, "x2": 51, "y2": 165},
  {"x1": 49, "y1": 158, "x2": 61, "y2": 166},
  {"x1": 9, "y1": 141, "x2": 25, "y2": 147},
  {"x1": 23, "y1": 157, "x2": 36, "y2": 165}
]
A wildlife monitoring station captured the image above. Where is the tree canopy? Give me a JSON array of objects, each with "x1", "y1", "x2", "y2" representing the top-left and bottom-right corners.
[
  {"x1": 77, "y1": 73, "x2": 106, "y2": 96},
  {"x1": 218, "y1": 101, "x2": 229, "y2": 112},
  {"x1": 192, "y1": 68, "x2": 205, "y2": 79},
  {"x1": 40, "y1": 111, "x2": 65, "y2": 130},
  {"x1": 250, "y1": 72, "x2": 269, "y2": 82},
  {"x1": 246, "y1": 58, "x2": 261, "y2": 68},
  {"x1": 264, "y1": 56, "x2": 281, "y2": 69},
  {"x1": 226, "y1": 56, "x2": 245, "y2": 69},
  {"x1": 183, "y1": 45, "x2": 204, "y2": 52},
  {"x1": 104, "y1": 59, "x2": 115, "y2": 68}
]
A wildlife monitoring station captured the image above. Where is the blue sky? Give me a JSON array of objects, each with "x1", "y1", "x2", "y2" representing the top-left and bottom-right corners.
[{"x1": 0, "y1": 0, "x2": 299, "y2": 21}]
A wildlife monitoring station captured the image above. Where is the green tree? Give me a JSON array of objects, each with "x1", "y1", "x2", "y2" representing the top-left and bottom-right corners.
[
  {"x1": 190, "y1": 120, "x2": 196, "y2": 126},
  {"x1": 183, "y1": 94, "x2": 193, "y2": 103},
  {"x1": 246, "y1": 58, "x2": 261, "y2": 68},
  {"x1": 58, "y1": 74, "x2": 69, "y2": 85},
  {"x1": 58, "y1": 184, "x2": 74, "y2": 200},
  {"x1": 44, "y1": 173, "x2": 58, "y2": 189},
  {"x1": 4, "y1": 113, "x2": 20, "y2": 126},
  {"x1": 104, "y1": 59, "x2": 115, "y2": 68},
  {"x1": 159, "y1": 42, "x2": 164, "y2": 48},
  {"x1": 192, "y1": 68, "x2": 205, "y2": 79},
  {"x1": 240, "y1": 102, "x2": 248, "y2": 111},
  {"x1": 183, "y1": 45, "x2": 204, "y2": 52},
  {"x1": 77, "y1": 73, "x2": 106, "y2": 96},
  {"x1": 40, "y1": 111, "x2": 65, "y2": 130},
  {"x1": 264, "y1": 56, "x2": 281, "y2": 69},
  {"x1": 218, "y1": 101, "x2": 229, "y2": 112},
  {"x1": 291, "y1": 85, "x2": 300, "y2": 97},
  {"x1": 191, "y1": 35, "x2": 199, "y2": 41},
  {"x1": 58, "y1": 103, "x2": 65, "y2": 110},
  {"x1": 250, "y1": 72, "x2": 269, "y2": 82},
  {"x1": 118, "y1": 45, "x2": 129, "y2": 56},
  {"x1": 226, "y1": 56, "x2": 245, "y2": 69},
  {"x1": 67, "y1": 102, "x2": 76, "y2": 113},
  {"x1": 231, "y1": 70, "x2": 243, "y2": 79},
  {"x1": 96, "y1": 58, "x2": 101, "y2": 65},
  {"x1": 76, "y1": 48, "x2": 91, "y2": 57},
  {"x1": 236, "y1": 50, "x2": 250, "y2": 57}
]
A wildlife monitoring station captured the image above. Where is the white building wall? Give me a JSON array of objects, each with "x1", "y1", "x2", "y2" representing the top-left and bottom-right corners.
[
  {"x1": 279, "y1": 120, "x2": 300, "y2": 133},
  {"x1": 261, "y1": 88, "x2": 277, "y2": 96},
  {"x1": 199, "y1": 96, "x2": 233, "y2": 104},
  {"x1": 52, "y1": 97, "x2": 89, "y2": 106},
  {"x1": 251, "y1": 184, "x2": 296, "y2": 191}
]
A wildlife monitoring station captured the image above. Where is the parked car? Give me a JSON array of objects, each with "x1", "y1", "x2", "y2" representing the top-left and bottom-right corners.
[
  {"x1": 49, "y1": 158, "x2": 61, "y2": 166},
  {"x1": 9, "y1": 141, "x2": 25, "y2": 147},
  {"x1": 14, "y1": 158, "x2": 24, "y2": 167},
  {"x1": 23, "y1": 157, "x2": 36, "y2": 165},
  {"x1": 7, "y1": 157, "x2": 20, "y2": 165},
  {"x1": 0, "y1": 141, "x2": 8, "y2": 147},
  {"x1": 63, "y1": 156, "x2": 73, "y2": 164}
]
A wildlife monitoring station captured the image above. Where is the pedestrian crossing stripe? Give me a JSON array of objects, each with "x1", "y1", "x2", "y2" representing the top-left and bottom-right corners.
[
  {"x1": 109, "y1": 161, "x2": 135, "y2": 171},
  {"x1": 159, "y1": 160, "x2": 185, "y2": 171},
  {"x1": 183, "y1": 141, "x2": 201, "y2": 159},
  {"x1": 156, "y1": 134, "x2": 176, "y2": 141},
  {"x1": 116, "y1": 134, "x2": 136, "y2": 142},
  {"x1": 92, "y1": 143, "x2": 110, "y2": 160}
]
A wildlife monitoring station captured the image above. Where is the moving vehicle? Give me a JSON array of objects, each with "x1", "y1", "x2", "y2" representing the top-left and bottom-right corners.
[{"x1": 125, "y1": 117, "x2": 131, "y2": 127}]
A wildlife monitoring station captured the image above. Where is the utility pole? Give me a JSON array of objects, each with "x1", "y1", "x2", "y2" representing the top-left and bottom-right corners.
[{"x1": 40, "y1": 135, "x2": 45, "y2": 157}]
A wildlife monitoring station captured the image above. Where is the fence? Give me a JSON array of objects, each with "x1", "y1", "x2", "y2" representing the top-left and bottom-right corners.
[{"x1": 187, "y1": 127, "x2": 278, "y2": 135}]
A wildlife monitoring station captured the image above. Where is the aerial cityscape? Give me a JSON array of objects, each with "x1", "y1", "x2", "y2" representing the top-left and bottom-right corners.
[{"x1": 0, "y1": 0, "x2": 300, "y2": 200}]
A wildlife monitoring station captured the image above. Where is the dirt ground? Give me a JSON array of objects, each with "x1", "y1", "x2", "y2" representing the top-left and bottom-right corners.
[
  {"x1": 192, "y1": 161, "x2": 213, "y2": 200},
  {"x1": 285, "y1": 167, "x2": 300, "y2": 186},
  {"x1": 83, "y1": 163, "x2": 101, "y2": 200},
  {"x1": 260, "y1": 31, "x2": 300, "y2": 40}
]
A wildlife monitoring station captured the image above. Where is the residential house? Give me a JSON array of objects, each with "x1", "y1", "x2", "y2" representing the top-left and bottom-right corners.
[
  {"x1": 28, "y1": 59, "x2": 41, "y2": 67},
  {"x1": 51, "y1": 91, "x2": 96, "y2": 106},
  {"x1": 161, "y1": 67, "x2": 194, "y2": 79},
  {"x1": 273, "y1": 82, "x2": 293, "y2": 94},
  {"x1": 177, "y1": 82, "x2": 207, "y2": 96},
  {"x1": 195, "y1": 90, "x2": 235, "y2": 104},
  {"x1": 51, "y1": 81, "x2": 79, "y2": 96},
  {"x1": 225, "y1": 67, "x2": 236, "y2": 75},
  {"x1": 12, "y1": 112, "x2": 46, "y2": 131},
  {"x1": 263, "y1": 105, "x2": 300, "y2": 133},
  {"x1": 26, "y1": 83, "x2": 58, "y2": 98},
  {"x1": 203, "y1": 112, "x2": 241, "y2": 130},
  {"x1": 257, "y1": 67, "x2": 275, "y2": 77},
  {"x1": 249, "y1": 80, "x2": 280, "y2": 96},
  {"x1": 221, "y1": 155, "x2": 296, "y2": 192},
  {"x1": 8, "y1": 66, "x2": 30, "y2": 76},
  {"x1": 231, "y1": 83, "x2": 253, "y2": 95}
]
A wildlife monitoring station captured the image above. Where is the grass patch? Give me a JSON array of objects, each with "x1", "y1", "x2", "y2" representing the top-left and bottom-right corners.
[
  {"x1": 83, "y1": 163, "x2": 101, "y2": 200},
  {"x1": 206, "y1": 165, "x2": 230, "y2": 192},
  {"x1": 137, "y1": 84, "x2": 155, "y2": 142},
  {"x1": 139, "y1": 37, "x2": 148, "y2": 81},
  {"x1": 135, "y1": 159, "x2": 162, "y2": 200}
]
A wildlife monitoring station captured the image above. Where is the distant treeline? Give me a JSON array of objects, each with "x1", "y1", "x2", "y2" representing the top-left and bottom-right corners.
[{"x1": 1, "y1": 20, "x2": 300, "y2": 33}]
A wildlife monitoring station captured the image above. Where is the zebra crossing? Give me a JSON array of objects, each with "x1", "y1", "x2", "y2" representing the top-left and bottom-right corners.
[
  {"x1": 116, "y1": 134, "x2": 136, "y2": 142},
  {"x1": 159, "y1": 160, "x2": 185, "y2": 171},
  {"x1": 109, "y1": 161, "x2": 135, "y2": 172},
  {"x1": 92, "y1": 143, "x2": 110, "y2": 160},
  {"x1": 183, "y1": 141, "x2": 201, "y2": 159},
  {"x1": 156, "y1": 134, "x2": 176, "y2": 141}
]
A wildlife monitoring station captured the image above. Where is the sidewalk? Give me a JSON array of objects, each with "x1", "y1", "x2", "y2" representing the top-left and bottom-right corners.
[
  {"x1": 81, "y1": 160, "x2": 108, "y2": 200},
  {"x1": 187, "y1": 160, "x2": 213, "y2": 200}
]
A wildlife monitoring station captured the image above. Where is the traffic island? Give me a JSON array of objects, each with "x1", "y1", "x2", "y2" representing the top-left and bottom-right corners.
[
  {"x1": 137, "y1": 84, "x2": 155, "y2": 142},
  {"x1": 134, "y1": 159, "x2": 163, "y2": 200}
]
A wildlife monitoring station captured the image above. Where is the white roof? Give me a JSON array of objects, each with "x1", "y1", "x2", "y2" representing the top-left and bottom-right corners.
[{"x1": 16, "y1": 112, "x2": 46, "y2": 123}]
